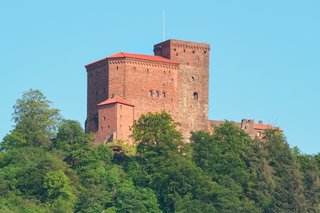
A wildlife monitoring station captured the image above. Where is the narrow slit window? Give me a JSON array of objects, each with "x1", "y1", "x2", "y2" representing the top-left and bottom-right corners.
[
  {"x1": 149, "y1": 90, "x2": 153, "y2": 97},
  {"x1": 196, "y1": 56, "x2": 199, "y2": 63},
  {"x1": 193, "y1": 92, "x2": 198, "y2": 100}
]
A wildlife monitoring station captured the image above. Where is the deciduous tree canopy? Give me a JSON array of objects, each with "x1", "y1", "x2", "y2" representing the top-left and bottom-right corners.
[{"x1": 1, "y1": 90, "x2": 319, "y2": 212}]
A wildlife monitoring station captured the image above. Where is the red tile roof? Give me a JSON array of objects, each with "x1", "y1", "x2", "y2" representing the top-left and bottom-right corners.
[
  {"x1": 254, "y1": 123, "x2": 275, "y2": 130},
  {"x1": 97, "y1": 96, "x2": 134, "y2": 107},
  {"x1": 86, "y1": 52, "x2": 179, "y2": 67},
  {"x1": 107, "y1": 52, "x2": 179, "y2": 64}
]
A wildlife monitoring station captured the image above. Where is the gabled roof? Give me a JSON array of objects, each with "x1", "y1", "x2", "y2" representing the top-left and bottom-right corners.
[
  {"x1": 107, "y1": 52, "x2": 179, "y2": 64},
  {"x1": 97, "y1": 96, "x2": 134, "y2": 107}
]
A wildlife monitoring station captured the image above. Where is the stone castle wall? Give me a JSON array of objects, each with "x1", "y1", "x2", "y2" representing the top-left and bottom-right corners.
[{"x1": 85, "y1": 39, "x2": 278, "y2": 143}]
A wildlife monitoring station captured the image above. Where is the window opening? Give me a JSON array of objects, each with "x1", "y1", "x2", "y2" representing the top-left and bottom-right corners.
[
  {"x1": 193, "y1": 92, "x2": 198, "y2": 100},
  {"x1": 196, "y1": 56, "x2": 199, "y2": 63},
  {"x1": 149, "y1": 90, "x2": 153, "y2": 97}
]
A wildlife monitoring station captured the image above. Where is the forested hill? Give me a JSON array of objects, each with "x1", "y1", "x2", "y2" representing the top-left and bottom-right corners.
[{"x1": 1, "y1": 89, "x2": 320, "y2": 213}]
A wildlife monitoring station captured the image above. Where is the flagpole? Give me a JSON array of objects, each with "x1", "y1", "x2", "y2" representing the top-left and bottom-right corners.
[{"x1": 163, "y1": 9, "x2": 165, "y2": 41}]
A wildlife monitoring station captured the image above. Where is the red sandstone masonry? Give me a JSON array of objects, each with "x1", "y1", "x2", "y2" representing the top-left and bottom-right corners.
[{"x1": 85, "y1": 39, "x2": 280, "y2": 144}]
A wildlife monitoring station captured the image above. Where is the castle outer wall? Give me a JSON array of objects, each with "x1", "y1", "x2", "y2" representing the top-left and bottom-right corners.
[{"x1": 85, "y1": 39, "x2": 279, "y2": 143}]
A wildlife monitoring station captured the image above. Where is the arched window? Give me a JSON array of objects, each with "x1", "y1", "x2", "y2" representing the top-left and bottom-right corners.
[
  {"x1": 162, "y1": 92, "x2": 166, "y2": 98},
  {"x1": 149, "y1": 90, "x2": 153, "y2": 97},
  {"x1": 156, "y1": 91, "x2": 160, "y2": 97},
  {"x1": 193, "y1": 92, "x2": 198, "y2": 100}
]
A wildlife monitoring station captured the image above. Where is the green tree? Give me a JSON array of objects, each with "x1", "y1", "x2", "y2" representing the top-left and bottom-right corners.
[
  {"x1": 264, "y1": 130, "x2": 307, "y2": 212},
  {"x1": 132, "y1": 112, "x2": 183, "y2": 155},
  {"x1": 52, "y1": 120, "x2": 94, "y2": 168},
  {"x1": 190, "y1": 123, "x2": 262, "y2": 212},
  {"x1": 0, "y1": 146, "x2": 77, "y2": 211},
  {"x1": 2, "y1": 89, "x2": 61, "y2": 149},
  {"x1": 295, "y1": 149, "x2": 320, "y2": 212},
  {"x1": 129, "y1": 112, "x2": 217, "y2": 212},
  {"x1": 43, "y1": 170, "x2": 76, "y2": 204}
]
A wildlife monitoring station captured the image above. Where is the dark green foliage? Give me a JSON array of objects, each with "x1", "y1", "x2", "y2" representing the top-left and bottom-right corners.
[
  {"x1": 294, "y1": 149, "x2": 320, "y2": 212},
  {"x1": 52, "y1": 120, "x2": 95, "y2": 168},
  {"x1": 0, "y1": 146, "x2": 77, "y2": 212},
  {"x1": 129, "y1": 112, "x2": 217, "y2": 212},
  {"x1": 132, "y1": 111, "x2": 183, "y2": 155},
  {"x1": 263, "y1": 130, "x2": 307, "y2": 212},
  {"x1": 1, "y1": 90, "x2": 320, "y2": 212},
  {"x1": 190, "y1": 123, "x2": 262, "y2": 212}
]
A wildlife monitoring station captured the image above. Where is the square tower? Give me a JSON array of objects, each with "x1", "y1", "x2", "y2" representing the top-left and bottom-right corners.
[{"x1": 154, "y1": 40, "x2": 210, "y2": 139}]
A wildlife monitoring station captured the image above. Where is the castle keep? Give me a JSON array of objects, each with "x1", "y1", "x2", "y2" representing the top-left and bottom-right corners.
[{"x1": 85, "y1": 39, "x2": 276, "y2": 143}]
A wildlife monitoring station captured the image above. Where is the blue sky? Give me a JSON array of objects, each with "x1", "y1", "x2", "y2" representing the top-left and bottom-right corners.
[{"x1": 1, "y1": 0, "x2": 319, "y2": 154}]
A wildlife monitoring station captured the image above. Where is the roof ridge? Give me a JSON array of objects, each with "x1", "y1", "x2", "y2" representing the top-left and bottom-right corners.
[
  {"x1": 97, "y1": 96, "x2": 134, "y2": 107},
  {"x1": 107, "y1": 52, "x2": 179, "y2": 64}
]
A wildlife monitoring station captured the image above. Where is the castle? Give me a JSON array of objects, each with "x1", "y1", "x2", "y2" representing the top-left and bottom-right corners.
[{"x1": 85, "y1": 39, "x2": 277, "y2": 143}]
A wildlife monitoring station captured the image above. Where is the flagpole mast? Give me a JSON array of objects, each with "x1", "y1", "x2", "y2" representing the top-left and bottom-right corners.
[{"x1": 163, "y1": 9, "x2": 165, "y2": 41}]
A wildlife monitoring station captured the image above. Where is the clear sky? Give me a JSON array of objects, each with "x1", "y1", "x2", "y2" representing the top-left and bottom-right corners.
[{"x1": 1, "y1": 1, "x2": 319, "y2": 154}]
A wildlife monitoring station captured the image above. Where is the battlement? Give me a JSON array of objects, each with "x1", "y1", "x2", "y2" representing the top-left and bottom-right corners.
[{"x1": 154, "y1": 39, "x2": 210, "y2": 67}]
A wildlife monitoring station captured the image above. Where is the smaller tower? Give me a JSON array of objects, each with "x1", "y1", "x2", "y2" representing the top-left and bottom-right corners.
[{"x1": 95, "y1": 97, "x2": 134, "y2": 143}]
